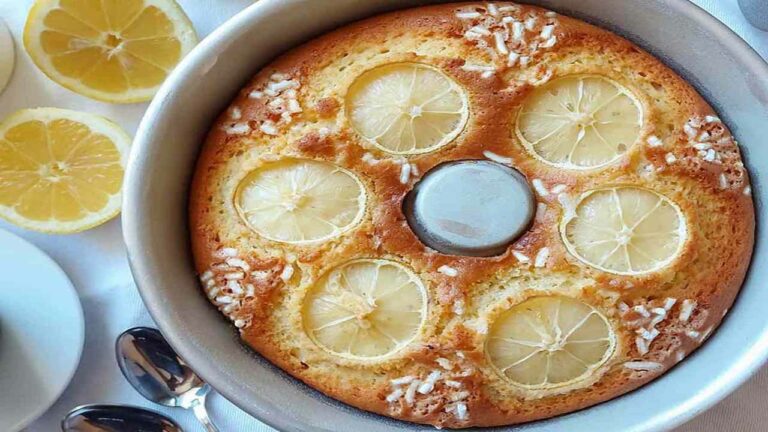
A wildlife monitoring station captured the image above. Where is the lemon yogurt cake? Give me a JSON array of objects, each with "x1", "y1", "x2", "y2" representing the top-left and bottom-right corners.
[{"x1": 189, "y1": 2, "x2": 754, "y2": 428}]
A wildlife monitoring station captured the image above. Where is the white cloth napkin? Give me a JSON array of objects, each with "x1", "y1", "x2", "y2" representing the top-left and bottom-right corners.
[{"x1": 0, "y1": 0, "x2": 764, "y2": 431}]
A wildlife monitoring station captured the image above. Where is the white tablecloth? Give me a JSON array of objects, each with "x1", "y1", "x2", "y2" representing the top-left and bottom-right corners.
[{"x1": 0, "y1": 0, "x2": 764, "y2": 431}]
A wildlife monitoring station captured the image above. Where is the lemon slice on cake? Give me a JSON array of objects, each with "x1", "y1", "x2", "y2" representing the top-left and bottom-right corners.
[
  {"x1": 486, "y1": 296, "x2": 616, "y2": 389},
  {"x1": 235, "y1": 158, "x2": 366, "y2": 244},
  {"x1": 0, "y1": 108, "x2": 130, "y2": 233},
  {"x1": 24, "y1": 0, "x2": 197, "y2": 103},
  {"x1": 303, "y1": 259, "x2": 427, "y2": 359},
  {"x1": 562, "y1": 187, "x2": 686, "y2": 275},
  {"x1": 516, "y1": 75, "x2": 643, "y2": 169},
  {"x1": 346, "y1": 62, "x2": 469, "y2": 154}
]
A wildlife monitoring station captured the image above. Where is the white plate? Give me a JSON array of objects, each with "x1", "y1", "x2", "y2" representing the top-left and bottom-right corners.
[
  {"x1": 0, "y1": 229, "x2": 84, "y2": 432},
  {"x1": 0, "y1": 17, "x2": 15, "y2": 94}
]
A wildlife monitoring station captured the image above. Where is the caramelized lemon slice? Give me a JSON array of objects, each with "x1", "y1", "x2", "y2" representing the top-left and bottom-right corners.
[
  {"x1": 486, "y1": 296, "x2": 615, "y2": 389},
  {"x1": 0, "y1": 108, "x2": 129, "y2": 233},
  {"x1": 303, "y1": 259, "x2": 427, "y2": 359},
  {"x1": 24, "y1": 0, "x2": 197, "y2": 103},
  {"x1": 562, "y1": 187, "x2": 686, "y2": 275},
  {"x1": 516, "y1": 75, "x2": 643, "y2": 169},
  {"x1": 346, "y1": 62, "x2": 469, "y2": 154},
  {"x1": 235, "y1": 159, "x2": 366, "y2": 244}
]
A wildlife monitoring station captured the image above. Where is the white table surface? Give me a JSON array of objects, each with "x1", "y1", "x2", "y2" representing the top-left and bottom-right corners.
[{"x1": 0, "y1": 0, "x2": 765, "y2": 431}]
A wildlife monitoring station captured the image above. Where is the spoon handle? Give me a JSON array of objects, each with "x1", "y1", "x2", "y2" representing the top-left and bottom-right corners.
[{"x1": 192, "y1": 399, "x2": 220, "y2": 432}]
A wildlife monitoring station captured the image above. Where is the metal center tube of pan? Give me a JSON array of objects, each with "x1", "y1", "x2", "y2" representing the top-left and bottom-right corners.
[{"x1": 404, "y1": 160, "x2": 535, "y2": 257}]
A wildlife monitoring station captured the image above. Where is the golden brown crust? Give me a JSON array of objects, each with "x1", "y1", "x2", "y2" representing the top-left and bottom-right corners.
[{"x1": 188, "y1": 2, "x2": 754, "y2": 428}]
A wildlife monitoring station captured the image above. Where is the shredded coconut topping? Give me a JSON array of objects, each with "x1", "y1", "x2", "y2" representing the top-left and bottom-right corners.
[
  {"x1": 679, "y1": 299, "x2": 696, "y2": 322},
  {"x1": 456, "y1": 3, "x2": 560, "y2": 71},
  {"x1": 647, "y1": 135, "x2": 663, "y2": 147},
  {"x1": 200, "y1": 247, "x2": 281, "y2": 330},
  {"x1": 534, "y1": 247, "x2": 549, "y2": 268},
  {"x1": 390, "y1": 375, "x2": 416, "y2": 386},
  {"x1": 455, "y1": 402, "x2": 468, "y2": 420},
  {"x1": 635, "y1": 337, "x2": 649, "y2": 355},
  {"x1": 437, "y1": 358, "x2": 455, "y2": 370},
  {"x1": 229, "y1": 72, "x2": 302, "y2": 137},
  {"x1": 404, "y1": 379, "x2": 420, "y2": 405},
  {"x1": 362, "y1": 152, "x2": 380, "y2": 165},
  {"x1": 386, "y1": 388, "x2": 404, "y2": 403},
  {"x1": 417, "y1": 370, "x2": 442, "y2": 394},
  {"x1": 624, "y1": 361, "x2": 663, "y2": 371},
  {"x1": 482, "y1": 150, "x2": 513, "y2": 165},
  {"x1": 531, "y1": 178, "x2": 549, "y2": 196},
  {"x1": 280, "y1": 263, "x2": 294, "y2": 282},
  {"x1": 550, "y1": 184, "x2": 567, "y2": 194},
  {"x1": 385, "y1": 355, "x2": 473, "y2": 422},
  {"x1": 461, "y1": 62, "x2": 497, "y2": 78},
  {"x1": 438, "y1": 265, "x2": 459, "y2": 277},
  {"x1": 512, "y1": 250, "x2": 530, "y2": 263},
  {"x1": 681, "y1": 115, "x2": 746, "y2": 190},
  {"x1": 223, "y1": 122, "x2": 251, "y2": 135},
  {"x1": 399, "y1": 162, "x2": 412, "y2": 184},
  {"x1": 453, "y1": 299, "x2": 465, "y2": 316}
]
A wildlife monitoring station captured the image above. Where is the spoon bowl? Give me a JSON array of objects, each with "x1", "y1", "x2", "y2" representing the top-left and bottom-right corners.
[
  {"x1": 116, "y1": 327, "x2": 219, "y2": 431},
  {"x1": 61, "y1": 404, "x2": 182, "y2": 432}
]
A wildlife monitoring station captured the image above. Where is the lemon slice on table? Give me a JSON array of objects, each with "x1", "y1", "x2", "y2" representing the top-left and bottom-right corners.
[
  {"x1": 562, "y1": 187, "x2": 686, "y2": 275},
  {"x1": 24, "y1": 0, "x2": 197, "y2": 103},
  {"x1": 303, "y1": 259, "x2": 427, "y2": 359},
  {"x1": 0, "y1": 108, "x2": 129, "y2": 233},
  {"x1": 235, "y1": 159, "x2": 366, "y2": 244},
  {"x1": 346, "y1": 62, "x2": 469, "y2": 155},
  {"x1": 516, "y1": 75, "x2": 643, "y2": 169},
  {"x1": 486, "y1": 296, "x2": 616, "y2": 389}
]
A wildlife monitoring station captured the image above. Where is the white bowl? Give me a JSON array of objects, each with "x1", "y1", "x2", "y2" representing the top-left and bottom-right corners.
[
  {"x1": 0, "y1": 229, "x2": 84, "y2": 432},
  {"x1": 124, "y1": 1, "x2": 768, "y2": 430}
]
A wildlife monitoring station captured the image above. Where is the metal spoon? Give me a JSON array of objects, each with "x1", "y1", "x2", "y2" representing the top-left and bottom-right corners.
[
  {"x1": 116, "y1": 327, "x2": 219, "y2": 432},
  {"x1": 61, "y1": 404, "x2": 182, "y2": 432}
]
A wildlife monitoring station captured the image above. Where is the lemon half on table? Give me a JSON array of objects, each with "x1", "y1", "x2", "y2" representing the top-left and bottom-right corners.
[
  {"x1": 24, "y1": 0, "x2": 198, "y2": 103},
  {"x1": 0, "y1": 108, "x2": 130, "y2": 233}
]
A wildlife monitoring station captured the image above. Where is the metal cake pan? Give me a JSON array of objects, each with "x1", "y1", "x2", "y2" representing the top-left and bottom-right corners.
[{"x1": 123, "y1": 1, "x2": 768, "y2": 430}]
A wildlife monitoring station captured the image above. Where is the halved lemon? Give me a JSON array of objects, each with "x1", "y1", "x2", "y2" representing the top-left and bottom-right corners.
[
  {"x1": 24, "y1": 0, "x2": 198, "y2": 103},
  {"x1": 562, "y1": 187, "x2": 686, "y2": 275},
  {"x1": 0, "y1": 108, "x2": 129, "y2": 233},
  {"x1": 346, "y1": 62, "x2": 469, "y2": 155},
  {"x1": 235, "y1": 158, "x2": 366, "y2": 244},
  {"x1": 486, "y1": 296, "x2": 616, "y2": 389},
  {"x1": 303, "y1": 259, "x2": 427, "y2": 359},
  {"x1": 516, "y1": 75, "x2": 643, "y2": 169}
]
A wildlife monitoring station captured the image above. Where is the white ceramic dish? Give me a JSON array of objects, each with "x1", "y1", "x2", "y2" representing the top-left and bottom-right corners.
[
  {"x1": 0, "y1": 229, "x2": 84, "y2": 432},
  {"x1": 124, "y1": 1, "x2": 768, "y2": 431},
  {"x1": 0, "y1": 18, "x2": 14, "y2": 95}
]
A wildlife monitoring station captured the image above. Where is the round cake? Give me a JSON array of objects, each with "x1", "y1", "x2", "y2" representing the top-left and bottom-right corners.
[{"x1": 189, "y1": 2, "x2": 755, "y2": 428}]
